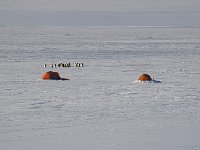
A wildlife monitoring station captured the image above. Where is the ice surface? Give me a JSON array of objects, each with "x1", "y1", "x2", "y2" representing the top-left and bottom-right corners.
[{"x1": 0, "y1": 26, "x2": 200, "y2": 150}]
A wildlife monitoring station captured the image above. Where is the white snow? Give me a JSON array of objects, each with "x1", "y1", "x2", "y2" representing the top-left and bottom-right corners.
[{"x1": 0, "y1": 26, "x2": 200, "y2": 150}]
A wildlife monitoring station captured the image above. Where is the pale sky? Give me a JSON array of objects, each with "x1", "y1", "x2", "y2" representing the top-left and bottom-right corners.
[
  {"x1": 1, "y1": 0, "x2": 200, "y2": 12},
  {"x1": 0, "y1": 0, "x2": 200, "y2": 26}
]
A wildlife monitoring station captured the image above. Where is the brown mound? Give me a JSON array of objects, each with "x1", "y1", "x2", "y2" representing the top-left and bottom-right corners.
[
  {"x1": 138, "y1": 74, "x2": 152, "y2": 81},
  {"x1": 42, "y1": 71, "x2": 62, "y2": 80}
]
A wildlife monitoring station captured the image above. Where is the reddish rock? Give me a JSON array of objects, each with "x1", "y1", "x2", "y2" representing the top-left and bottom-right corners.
[
  {"x1": 42, "y1": 71, "x2": 69, "y2": 80},
  {"x1": 138, "y1": 74, "x2": 152, "y2": 81}
]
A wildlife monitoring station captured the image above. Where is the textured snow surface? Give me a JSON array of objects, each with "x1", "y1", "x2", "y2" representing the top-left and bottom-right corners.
[{"x1": 0, "y1": 26, "x2": 200, "y2": 150}]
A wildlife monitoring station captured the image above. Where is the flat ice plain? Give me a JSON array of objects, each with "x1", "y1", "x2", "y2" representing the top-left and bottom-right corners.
[{"x1": 0, "y1": 26, "x2": 200, "y2": 150}]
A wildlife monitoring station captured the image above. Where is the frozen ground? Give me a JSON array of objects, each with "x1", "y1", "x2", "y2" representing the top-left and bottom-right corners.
[{"x1": 0, "y1": 26, "x2": 200, "y2": 150}]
